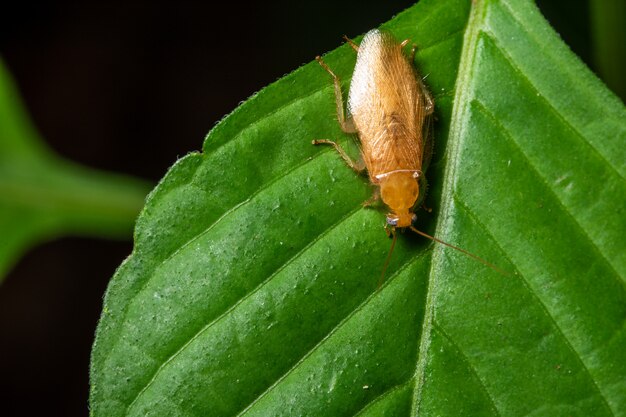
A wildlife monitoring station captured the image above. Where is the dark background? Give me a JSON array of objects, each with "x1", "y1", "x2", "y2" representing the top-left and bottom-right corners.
[{"x1": 0, "y1": 1, "x2": 598, "y2": 416}]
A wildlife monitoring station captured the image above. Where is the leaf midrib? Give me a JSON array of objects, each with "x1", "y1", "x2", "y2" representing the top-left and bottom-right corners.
[
  {"x1": 90, "y1": 0, "x2": 626, "y2": 415},
  {"x1": 410, "y1": 0, "x2": 489, "y2": 415},
  {"x1": 118, "y1": 33, "x2": 462, "y2": 416},
  {"x1": 409, "y1": 1, "x2": 618, "y2": 416}
]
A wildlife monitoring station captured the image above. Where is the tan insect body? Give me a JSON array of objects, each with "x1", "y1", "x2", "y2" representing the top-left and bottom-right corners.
[
  {"x1": 316, "y1": 29, "x2": 433, "y2": 228},
  {"x1": 314, "y1": 30, "x2": 506, "y2": 282}
]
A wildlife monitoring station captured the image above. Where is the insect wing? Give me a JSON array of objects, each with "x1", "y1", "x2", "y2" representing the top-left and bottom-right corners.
[{"x1": 347, "y1": 30, "x2": 425, "y2": 179}]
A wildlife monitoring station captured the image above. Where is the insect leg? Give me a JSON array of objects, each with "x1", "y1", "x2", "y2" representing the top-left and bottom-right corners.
[
  {"x1": 342, "y1": 35, "x2": 359, "y2": 52},
  {"x1": 312, "y1": 139, "x2": 365, "y2": 174},
  {"x1": 399, "y1": 39, "x2": 416, "y2": 60},
  {"x1": 420, "y1": 79, "x2": 435, "y2": 116},
  {"x1": 315, "y1": 56, "x2": 357, "y2": 134},
  {"x1": 405, "y1": 42, "x2": 434, "y2": 116},
  {"x1": 416, "y1": 70, "x2": 435, "y2": 116},
  {"x1": 415, "y1": 173, "x2": 430, "y2": 211},
  {"x1": 362, "y1": 188, "x2": 380, "y2": 207}
]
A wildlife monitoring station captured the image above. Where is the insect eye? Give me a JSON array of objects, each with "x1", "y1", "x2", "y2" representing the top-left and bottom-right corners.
[{"x1": 386, "y1": 216, "x2": 398, "y2": 226}]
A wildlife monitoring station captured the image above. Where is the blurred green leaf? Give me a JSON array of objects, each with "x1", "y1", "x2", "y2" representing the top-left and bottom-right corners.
[
  {"x1": 590, "y1": 0, "x2": 626, "y2": 101},
  {"x1": 0, "y1": 59, "x2": 151, "y2": 281},
  {"x1": 90, "y1": 0, "x2": 626, "y2": 415}
]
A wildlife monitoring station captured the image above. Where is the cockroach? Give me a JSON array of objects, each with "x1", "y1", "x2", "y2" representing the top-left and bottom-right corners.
[{"x1": 313, "y1": 29, "x2": 502, "y2": 285}]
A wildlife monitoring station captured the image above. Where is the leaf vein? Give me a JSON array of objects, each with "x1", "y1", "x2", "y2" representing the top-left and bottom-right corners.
[
  {"x1": 352, "y1": 381, "x2": 411, "y2": 417},
  {"x1": 433, "y1": 321, "x2": 502, "y2": 417},
  {"x1": 472, "y1": 98, "x2": 623, "y2": 282},
  {"x1": 496, "y1": 0, "x2": 622, "y2": 119},
  {"x1": 480, "y1": 31, "x2": 626, "y2": 183},
  {"x1": 118, "y1": 20, "x2": 470, "y2": 410},
  {"x1": 410, "y1": 1, "x2": 489, "y2": 416},
  {"x1": 203, "y1": 77, "x2": 331, "y2": 158},
  {"x1": 122, "y1": 148, "x2": 341, "y2": 412},
  {"x1": 453, "y1": 196, "x2": 616, "y2": 417},
  {"x1": 236, "y1": 251, "x2": 430, "y2": 417},
  {"x1": 417, "y1": 27, "x2": 465, "y2": 54}
]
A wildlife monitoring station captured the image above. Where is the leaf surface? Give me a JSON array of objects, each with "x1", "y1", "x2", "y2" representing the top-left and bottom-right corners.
[{"x1": 90, "y1": 0, "x2": 626, "y2": 415}]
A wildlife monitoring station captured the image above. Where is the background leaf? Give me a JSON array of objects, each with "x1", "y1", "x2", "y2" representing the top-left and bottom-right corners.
[
  {"x1": 0, "y1": 58, "x2": 151, "y2": 281},
  {"x1": 90, "y1": 0, "x2": 626, "y2": 415},
  {"x1": 589, "y1": 0, "x2": 626, "y2": 100}
]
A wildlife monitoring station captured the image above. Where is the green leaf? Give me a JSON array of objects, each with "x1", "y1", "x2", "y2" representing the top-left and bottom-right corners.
[
  {"x1": 90, "y1": 0, "x2": 626, "y2": 415},
  {"x1": 0, "y1": 58, "x2": 151, "y2": 281},
  {"x1": 590, "y1": 0, "x2": 626, "y2": 100}
]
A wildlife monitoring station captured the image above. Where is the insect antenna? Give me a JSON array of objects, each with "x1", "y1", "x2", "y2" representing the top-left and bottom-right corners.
[
  {"x1": 409, "y1": 226, "x2": 510, "y2": 277},
  {"x1": 378, "y1": 228, "x2": 398, "y2": 290}
]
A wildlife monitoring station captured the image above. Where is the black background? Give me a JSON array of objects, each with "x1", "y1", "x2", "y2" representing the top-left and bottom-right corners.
[{"x1": 0, "y1": 1, "x2": 595, "y2": 416}]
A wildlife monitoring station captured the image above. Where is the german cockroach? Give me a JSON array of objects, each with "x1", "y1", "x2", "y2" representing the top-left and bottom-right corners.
[{"x1": 313, "y1": 29, "x2": 502, "y2": 284}]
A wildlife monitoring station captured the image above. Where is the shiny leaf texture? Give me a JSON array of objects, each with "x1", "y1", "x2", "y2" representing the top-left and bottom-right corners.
[{"x1": 90, "y1": 0, "x2": 626, "y2": 415}]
